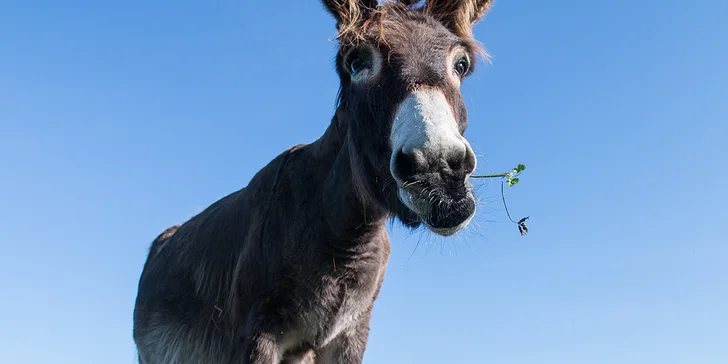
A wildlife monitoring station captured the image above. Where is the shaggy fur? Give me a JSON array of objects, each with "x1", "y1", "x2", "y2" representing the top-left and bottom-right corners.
[
  {"x1": 424, "y1": 0, "x2": 493, "y2": 38},
  {"x1": 133, "y1": 1, "x2": 494, "y2": 363}
]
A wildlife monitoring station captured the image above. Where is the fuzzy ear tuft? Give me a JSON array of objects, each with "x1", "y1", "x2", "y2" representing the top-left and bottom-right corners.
[
  {"x1": 424, "y1": 0, "x2": 493, "y2": 38},
  {"x1": 321, "y1": 0, "x2": 379, "y2": 35}
]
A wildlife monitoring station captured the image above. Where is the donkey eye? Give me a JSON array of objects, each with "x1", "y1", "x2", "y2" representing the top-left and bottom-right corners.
[
  {"x1": 345, "y1": 49, "x2": 371, "y2": 77},
  {"x1": 350, "y1": 56, "x2": 365, "y2": 75},
  {"x1": 454, "y1": 57, "x2": 470, "y2": 77}
]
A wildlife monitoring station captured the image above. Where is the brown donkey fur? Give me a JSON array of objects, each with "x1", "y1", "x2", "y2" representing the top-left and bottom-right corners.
[{"x1": 133, "y1": 1, "x2": 494, "y2": 363}]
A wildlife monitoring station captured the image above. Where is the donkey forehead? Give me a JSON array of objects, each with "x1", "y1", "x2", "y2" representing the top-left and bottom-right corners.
[
  {"x1": 394, "y1": 32, "x2": 459, "y2": 61},
  {"x1": 380, "y1": 16, "x2": 462, "y2": 54},
  {"x1": 382, "y1": 28, "x2": 467, "y2": 87},
  {"x1": 365, "y1": 19, "x2": 471, "y2": 72}
]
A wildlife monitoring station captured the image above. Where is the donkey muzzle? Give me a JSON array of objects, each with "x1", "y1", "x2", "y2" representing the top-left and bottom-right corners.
[{"x1": 390, "y1": 90, "x2": 477, "y2": 236}]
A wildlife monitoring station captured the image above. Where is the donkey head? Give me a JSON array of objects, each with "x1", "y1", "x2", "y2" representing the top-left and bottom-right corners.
[{"x1": 322, "y1": 0, "x2": 492, "y2": 236}]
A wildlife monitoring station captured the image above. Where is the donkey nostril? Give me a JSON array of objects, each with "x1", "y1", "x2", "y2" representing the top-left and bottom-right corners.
[
  {"x1": 395, "y1": 149, "x2": 426, "y2": 180},
  {"x1": 446, "y1": 147, "x2": 466, "y2": 170},
  {"x1": 448, "y1": 153, "x2": 464, "y2": 172},
  {"x1": 395, "y1": 150, "x2": 415, "y2": 180},
  {"x1": 446, "y1": 148, "x2": 475, "y2": 176}
]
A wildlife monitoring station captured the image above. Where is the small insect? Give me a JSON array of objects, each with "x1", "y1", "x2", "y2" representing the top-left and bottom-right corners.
[{"x1": 517, "y1": 216, "x2": 529, "y2": 236}]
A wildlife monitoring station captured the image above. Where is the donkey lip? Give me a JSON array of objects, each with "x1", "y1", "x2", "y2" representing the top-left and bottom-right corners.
[
  {"x1": 397, "y1": 185, "x2": 476, "y2": 236},
  {"x1": 424, "y1": 213, "x2": 475, "y2": 237}
]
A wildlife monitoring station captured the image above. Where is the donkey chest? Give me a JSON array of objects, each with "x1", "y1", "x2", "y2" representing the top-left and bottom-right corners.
[
  {"x1": 330, "y1": 277, "x2": 376, "y2": 334},
  {"x1": 300, "y1": 252, "x2": 387, "y2": 346}
]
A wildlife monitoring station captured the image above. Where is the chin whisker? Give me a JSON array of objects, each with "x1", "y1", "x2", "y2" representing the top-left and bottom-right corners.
[{"x1": 403, "y1": 229, "x2": 425, "y2": 266}]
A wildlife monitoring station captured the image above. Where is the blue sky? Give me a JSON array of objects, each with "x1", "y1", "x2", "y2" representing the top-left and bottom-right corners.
[{"x1": 1, "y1": 0, "x2": 726, "y2": 363}]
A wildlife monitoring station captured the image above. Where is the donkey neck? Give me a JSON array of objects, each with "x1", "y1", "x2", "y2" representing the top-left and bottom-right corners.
[{"x1": 313, "y1": 109, "x2": 390, "y2": 243}]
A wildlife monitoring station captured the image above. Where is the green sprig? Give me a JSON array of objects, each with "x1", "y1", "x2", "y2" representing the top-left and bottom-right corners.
[{"x1": 471, "y1": 164, "x2": 529, "y2": 236}]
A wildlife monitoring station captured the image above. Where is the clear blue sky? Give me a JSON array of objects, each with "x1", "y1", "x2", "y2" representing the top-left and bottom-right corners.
[{"x1": 1, "y1": 1, "x2": 726, "y2": 363}]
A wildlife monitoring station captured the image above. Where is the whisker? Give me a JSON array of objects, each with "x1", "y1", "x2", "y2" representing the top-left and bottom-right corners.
[{"x1": 404, "y1": 230, "x2": 424, "y2": 266}]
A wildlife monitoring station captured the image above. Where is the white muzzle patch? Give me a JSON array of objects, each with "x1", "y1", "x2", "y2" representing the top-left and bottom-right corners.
[
  {"x1": 389, "y1": 90, "x2": 477, "y2": 235},
  {"x1": 389, "y1": 90, "x2": 476, "y2": 182}
]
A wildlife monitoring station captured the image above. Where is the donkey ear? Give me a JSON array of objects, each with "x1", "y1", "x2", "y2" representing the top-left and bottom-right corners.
[
  {"x1": 424, "y1": 0, "x2": 493, "y2": 38},
  {"x1": 321, "y1": 0, "x2": 379, "y2": 31}
]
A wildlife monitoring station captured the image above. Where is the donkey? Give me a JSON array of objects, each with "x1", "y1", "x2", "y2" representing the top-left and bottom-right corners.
[{"x1": 133, "y1": 1, "x2": 495, "y2": 363}]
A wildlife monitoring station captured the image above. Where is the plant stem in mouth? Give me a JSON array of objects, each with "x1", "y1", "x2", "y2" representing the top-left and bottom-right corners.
[
  {"x1": 469, "y1": 164, "x2": 529, "y2": 236},
  {"x1": 471, "y1": 173, "x2": 509, "y2": 179}
]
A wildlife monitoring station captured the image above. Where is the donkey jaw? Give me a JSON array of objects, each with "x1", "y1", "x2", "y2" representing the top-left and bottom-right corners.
[{"x1": 397, "y1": 186, "x2": 476, "y2": 236}]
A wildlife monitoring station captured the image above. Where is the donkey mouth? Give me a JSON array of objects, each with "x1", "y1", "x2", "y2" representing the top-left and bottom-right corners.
[{"x1": 397, "y1": 184, "x2": 476, "y2": 236}]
